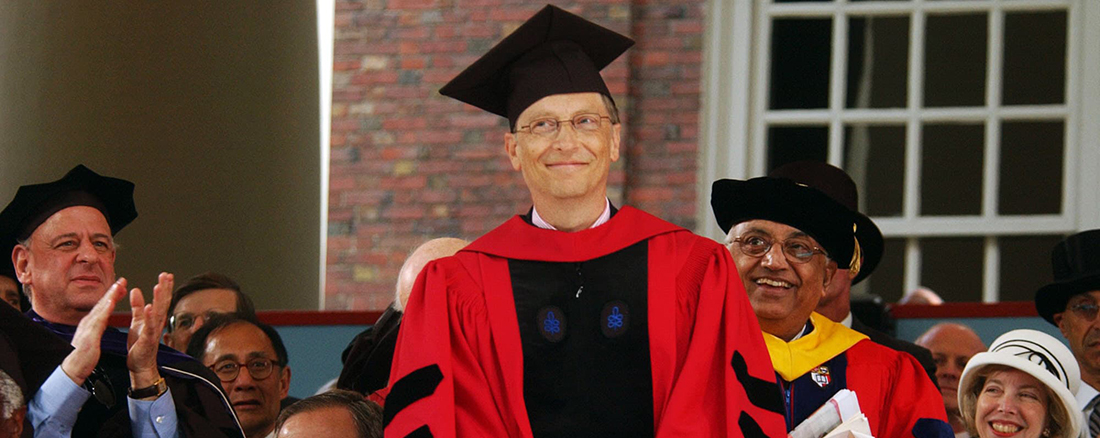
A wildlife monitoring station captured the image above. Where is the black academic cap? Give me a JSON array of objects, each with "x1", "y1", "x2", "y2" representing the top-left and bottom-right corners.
[
  {"x1": 439, "y1": 5, "x2": 634, "y2": 130},
  {"x1": 0, "y1": 261, "x2": 14, "y2": 283},
  {"x1": 0, "y1": 164, "x2": 137, "y2": 259},
  {"x1": 711, "y1": 177, "x2": 855, "y2": 266},
  {"x1": 768, "y1": 161, "x2": 884, "y2": 284}
]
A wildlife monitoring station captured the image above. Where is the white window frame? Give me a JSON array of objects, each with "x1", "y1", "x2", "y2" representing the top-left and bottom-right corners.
[
  {"x1": 699, "y1": 0, "x2": 1100, "y2": 301},
  {"x1": 318, "y1": 0, "x2": 335, "y2": 309}
]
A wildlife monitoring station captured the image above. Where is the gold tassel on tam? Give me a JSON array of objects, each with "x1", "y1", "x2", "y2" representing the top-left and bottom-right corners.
[{"x1": 849, "y1": 223, "x2": 862, "y2": 277}]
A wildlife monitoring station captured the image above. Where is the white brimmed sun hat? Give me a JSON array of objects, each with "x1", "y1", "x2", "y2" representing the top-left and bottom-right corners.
[{"x1": 959, "y1": 329, "x2": 1081, "y2": 438}]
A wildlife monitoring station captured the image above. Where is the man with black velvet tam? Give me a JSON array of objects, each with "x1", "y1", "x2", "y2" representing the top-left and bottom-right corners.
[
  {"x1": 0, "y1": 165, "x2": 242, "y2": 438},
  {"x1": 382, "y1": 5, "x2": 785, "y2": 438},
  {"x1": 712, "y1": 175, "x2": 951, "y2": 438}
]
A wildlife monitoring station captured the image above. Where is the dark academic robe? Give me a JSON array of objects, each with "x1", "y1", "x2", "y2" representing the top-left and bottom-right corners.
[
  {"x1": 0, "y1": 306, "x2": 245, "y2": 438},
  {"x1": 382, "y1": 206, "x2": 785, "y2": 438},
  {"x1": 768, "y1": 313, "x2": 952, "y2": 438},
  {"x1": 337, "y1": 302, "x2": 402, "y2": 395}
]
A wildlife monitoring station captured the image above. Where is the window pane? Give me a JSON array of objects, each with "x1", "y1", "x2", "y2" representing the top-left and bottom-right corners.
[
  {"x1": 857, "y1": 237, "x2": 907, "y2": 303},
  {"x1": 999, "y1": 235, "x2": 1062, "y2": 302},
  {"x1": 924, "y1": 14, "x2": 987, "y2": 107},
  {"x1": 999, "y1": 121, "x2": 1064, "y2": 215},
  {"x1": 844, "y1": 125, "x2": 905, "y2": 217},
  {"x1": 1003, "y1": 11, "x2": 1067, "y2": 105},
  {"x1": 767, "y1": 126, "x2": 828, "y2": 172},
  {"x1": 921, "y1": 237, "x2": 984, "y2": 302},
  {"x1": 920, "y1": 124, "x2": 984, "y2": 216},
  {"x1": 847, "y1": 16, "x2": 909, "y2": 109},
  {"x1": 770, "y1": 18, "x2": 832, "y2": 110}
]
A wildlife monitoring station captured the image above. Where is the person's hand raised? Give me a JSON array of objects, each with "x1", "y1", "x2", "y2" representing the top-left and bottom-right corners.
[{"x1": 126, "y1": 272, "x2": 174, "y2": 389}]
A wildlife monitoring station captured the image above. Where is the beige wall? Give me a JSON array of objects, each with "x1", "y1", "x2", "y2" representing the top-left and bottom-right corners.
[{"x1": 0, "y1": 2, "x2": 321, "y2": 310}]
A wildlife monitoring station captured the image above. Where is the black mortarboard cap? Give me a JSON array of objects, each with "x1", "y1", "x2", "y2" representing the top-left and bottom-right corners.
[
  {"x1": 439, "y1": 5, "x2": 634, "y2": 130},
  {"x1": 0, "y1": 165, "x2": 137, "y2": 263},
  {"x1": 711, "y1": 177, "x2": 855, "y2": 266}
]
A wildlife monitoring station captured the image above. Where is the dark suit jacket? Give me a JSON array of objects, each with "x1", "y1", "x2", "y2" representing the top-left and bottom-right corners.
[{"x1": 851, "y1": 316, "x2": 939, "y2": 388}]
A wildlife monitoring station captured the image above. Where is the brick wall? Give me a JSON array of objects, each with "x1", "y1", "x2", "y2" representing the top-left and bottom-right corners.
[{"x1": 327, "y1": 0, "x2": 705, "y2": 310}]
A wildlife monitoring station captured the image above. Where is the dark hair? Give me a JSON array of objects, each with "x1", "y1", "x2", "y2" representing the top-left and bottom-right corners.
[
  {"x1": 185, "y1": 313, "x2": 288, "y2": 367},
  {"x1": 275, "y1": 389, "x2": 382, "y2": 438},
  {"x1": 167, "y1": 272, "x2": 257, "y2": 332}
]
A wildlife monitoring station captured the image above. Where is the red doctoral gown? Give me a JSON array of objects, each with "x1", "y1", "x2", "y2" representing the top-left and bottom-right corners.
[{"x1": 382, "y1": 206, "x2": 785, "y2": 437}]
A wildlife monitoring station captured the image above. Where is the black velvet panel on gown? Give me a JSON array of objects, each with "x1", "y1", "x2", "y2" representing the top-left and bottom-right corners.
[{"x1": 510, "y1": 241, "x2": 653, "y2": 437}]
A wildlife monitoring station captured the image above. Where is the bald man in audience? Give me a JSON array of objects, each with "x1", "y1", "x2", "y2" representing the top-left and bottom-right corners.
[
  {"x1": 916, "y1": 323, "x2": 986, "y2": 437},
  {"x1": 336, "y1": 237, "x2": 469, "y2": 395}
]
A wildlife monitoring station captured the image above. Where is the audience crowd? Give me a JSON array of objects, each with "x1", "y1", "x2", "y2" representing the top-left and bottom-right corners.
[{"x1": 0, "y1": 6, "x2": 1095, "y2": 438}]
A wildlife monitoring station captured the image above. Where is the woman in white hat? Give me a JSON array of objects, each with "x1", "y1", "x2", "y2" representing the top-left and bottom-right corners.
[{"x1": 958, "y1": 329, "x2": 1082, "y2": 438}]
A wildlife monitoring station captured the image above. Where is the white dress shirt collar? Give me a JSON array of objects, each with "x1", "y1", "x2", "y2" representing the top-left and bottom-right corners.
[{"x1": 531, "y1": 198, "x2": 611, "y2": 231}]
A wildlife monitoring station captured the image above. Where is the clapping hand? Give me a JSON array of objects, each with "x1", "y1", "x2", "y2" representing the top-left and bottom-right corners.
[{"x1": 126, "y1": 272, "x2": 174, "y2": 389}]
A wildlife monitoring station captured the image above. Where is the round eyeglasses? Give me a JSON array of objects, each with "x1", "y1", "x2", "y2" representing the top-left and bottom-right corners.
[
  {"x1": 515, "y1": 113, "x2": 611, "y2": 137},
  {"x1": 208, "y1": 358, "x2": 281, "y2": 382},
  {"x1": 730, "y1": 234, "x2": 827, "y2": 264}
]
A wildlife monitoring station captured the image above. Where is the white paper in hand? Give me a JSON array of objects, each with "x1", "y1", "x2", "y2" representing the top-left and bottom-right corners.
[
  {"x1": 823, "y1": 413, "x2": 873, "y2": 438},
  {"x1": 787, "y1": 389, "x2": 868, "y2": 438}
]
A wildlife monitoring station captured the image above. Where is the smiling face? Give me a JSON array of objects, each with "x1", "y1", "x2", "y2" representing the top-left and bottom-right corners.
[
  {"x1": 201, "y1": 322, "x2": 290, "y2": 438},
  {"x1": 12, "y1": 206, "x2": 116, "y2": 325},
  {"x1": 1054, "y1": 290, "x2": 1100, "y2": 386},
  {"x1": 974, "y1": 369, "x2": 1049, "y2": 438},
  {"x1": 503, "y1": 92, "x2": 620, "y2": 206},
  {"x1": 727, "y1": 219, "x2": 836, "y2": 340}
]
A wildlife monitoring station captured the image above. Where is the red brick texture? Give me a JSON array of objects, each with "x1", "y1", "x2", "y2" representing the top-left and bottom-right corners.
[{"x1": 327, "y1": 0, "x2": 705, "y2": 310}]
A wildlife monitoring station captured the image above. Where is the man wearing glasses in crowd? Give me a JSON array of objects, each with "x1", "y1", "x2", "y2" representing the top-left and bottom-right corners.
[
  {"x1": 188, "y1": 314, "x2": 290, "y2": 438},
  {"x1": 1034, "y1": 229, "x2": 1100, "y2": 438},
  {"x1": 382, "y1": 5, "x2": 783, "y2": 437},
  {"x1": 711, "y1": 173, "x2": 951, "y2": 438}
]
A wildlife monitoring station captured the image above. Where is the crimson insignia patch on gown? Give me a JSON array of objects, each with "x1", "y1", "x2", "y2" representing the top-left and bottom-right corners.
[{"x1": 811, "y1": 366, "x2": 831, "y2": 388}]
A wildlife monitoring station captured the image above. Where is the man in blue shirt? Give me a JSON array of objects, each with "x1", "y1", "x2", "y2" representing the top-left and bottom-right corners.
[{"x1": 0, "y1": 165, "x2": 242, "y2": 438}]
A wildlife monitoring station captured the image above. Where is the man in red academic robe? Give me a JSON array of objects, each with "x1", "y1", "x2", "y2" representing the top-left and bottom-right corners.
[{"x1": 381, "y1": 5, "x2": 785, "y2": 438}]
